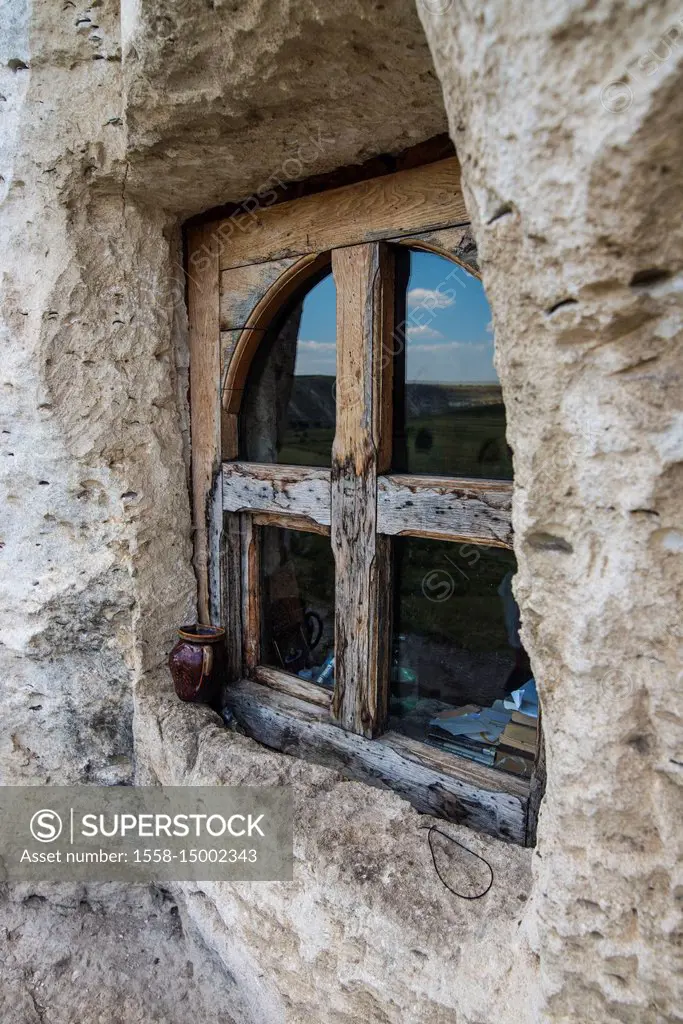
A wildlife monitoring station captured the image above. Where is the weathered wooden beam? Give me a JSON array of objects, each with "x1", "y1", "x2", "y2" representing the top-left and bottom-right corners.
[
  {"x1": 216, "y1": 159, "x2": 467, "y2": 270},
  {"x1": 392, "y1": 224, "x2": 479, "y2": 277},
  {"x1": 207, "y1": 473, "x2": 224, "y2": 628},
  {"x1": 251, "y1": 512, "x2": 330, "y2": 537},
  {"x1": 241, "y1": 514, "x2": 259, "y2": 674},
  {"x1": 221, "y1": 254, "x2": 330, "y2": 414},
  {"x1": 222, "y1": 462, "x2": 331, "y2": 527},
  {"x1": 223, "y1": 513, "x2": 243, "y2": 681},
  {"x1": 252, "y1": 665, "x2": 333, "y2": 709},
  {"x1": 377, "y1": 474, "x2": 513, "y2": 547},
  {"x1": 187, "y1": 224, "x2": 222, "y2": 623},
  {"x1": 331, "y1": 243, "x2": 393, "y2": 737},
  {"x1": 383, "y1": 730, "x2": 527, "y2": 800},
  {"x1": 226, "y1": 679, "x2": 529, "y2": 845},
  {"x1": 219, "y1": 257, "x2": 300, "y2": 330}
]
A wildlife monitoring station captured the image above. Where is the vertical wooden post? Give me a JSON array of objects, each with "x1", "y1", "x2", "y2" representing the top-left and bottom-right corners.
[
  {"x1": 331, "y1": 243, "x2": 393, "y2": 737},
  {"x1": 391, "y1": 247, "x2": 410, "y2": 472},
  {"x1": 187, "y1": 225, "x2": 221, "y2": 624},
  {"x1": 241, "y1": 513, "x2": 260, "y2": 675},
  {"x1": 222, "y1": 512, "x2": 243, "y2": 680}
]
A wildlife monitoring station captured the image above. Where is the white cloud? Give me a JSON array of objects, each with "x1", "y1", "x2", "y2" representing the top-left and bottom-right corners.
[
  {"x1": 410, "y1": 341, "x2": 490, "y2": 353},
  {"x1": 294, "y1": 339, "x2": 336, "y2": 374},
  {"x1": 406, "y1": 325, "x2": 443, "y2": 340},
  {"x1": 485, "y1": 320, "x2": 494, "y2": 334},
  {"x1": 407, "y1": 287, "x2": 454, "y2": 310}
]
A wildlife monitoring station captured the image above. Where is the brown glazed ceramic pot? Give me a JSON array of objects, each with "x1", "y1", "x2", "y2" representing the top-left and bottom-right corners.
[{"x1": 168, "y1": 624, "x2": 225, "y2": 709}]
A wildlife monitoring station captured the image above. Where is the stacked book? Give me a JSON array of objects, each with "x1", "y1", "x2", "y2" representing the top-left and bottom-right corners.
[
  {"x1": 494, "y1": 709, "x2": 537, "y2": 778},
  {"x1": 428, "y1": 684, "x2": 538, "y2": 777},
  {"x1": 427, "y1": 702, "x2": 511, "y2": 767}
]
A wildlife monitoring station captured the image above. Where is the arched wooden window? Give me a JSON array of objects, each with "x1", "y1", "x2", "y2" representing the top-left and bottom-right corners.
[{"x1": 187, "y1": 156, "x2": 542, "y2": 845}]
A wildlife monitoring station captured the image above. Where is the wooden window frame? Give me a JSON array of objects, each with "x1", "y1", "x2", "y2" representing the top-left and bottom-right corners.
[{"x1": 186, "y1": 157, "x2": 544, "y2": 846}]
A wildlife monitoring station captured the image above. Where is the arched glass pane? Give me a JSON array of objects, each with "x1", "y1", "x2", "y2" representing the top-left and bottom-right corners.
[
  {"x1": 240, "y1": 268, "x2": 336, "y2": 466},
  {"x1": 392, "y1": 250, "x2": 512, "y2": 479}
]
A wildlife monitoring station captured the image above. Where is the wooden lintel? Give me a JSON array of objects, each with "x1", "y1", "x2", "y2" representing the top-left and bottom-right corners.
[
  {"x1": 214, "y1": 158, "x2": 467, "y2": 270},
  {"x1": 223, "y1": 513, "x2": 243, "y2": 681}
]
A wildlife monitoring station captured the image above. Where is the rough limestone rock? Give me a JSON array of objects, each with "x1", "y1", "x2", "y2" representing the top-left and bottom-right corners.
[
  {"x1": 419, "y1": 2, "x2": 683, "y2": 1021},
  {"x1": 1, "y1": 0, "x2": 681, "y2": 1021},
  {"x1": 135, "y1": 678, "x2": 537, "y2": 1024},
  {"x1": 0, "y1": 881, "x2": 251, "y2": 1024}
]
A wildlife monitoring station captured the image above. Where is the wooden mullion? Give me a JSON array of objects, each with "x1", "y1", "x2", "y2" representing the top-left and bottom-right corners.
[
  {"x1": 331, "y1": 242, "x2": 393, "y2": 737},
  {"x1": 375, "y1": 247, "x2": 394, "y2": 475},
  {"x1": 377, "y1": 474, "x2": 513, "y2": 547},
  {"x1": 223, "y1": 513, "x2": 243, "y2": 680},
  {"x1": 391, "y1": 246, "x2": 410, "y2": 473},
  {"x1": 372, "y1": 244, "x2": 394, "y2": 734},
  {"x1": 372, "y1": 534, "x2": 392, "y2": 734},
  {"x1": 222, "y1": 462, "x2": 331, "y2": 527},
  {"x1": 241, "y1": 514, "x2": 260, "y2": 675},
  {"x1": 207, "y1": 474, "x2": 224, "y2": 627}
]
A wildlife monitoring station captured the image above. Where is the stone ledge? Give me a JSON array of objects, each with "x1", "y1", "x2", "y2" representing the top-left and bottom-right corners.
[{"x1": 132, "y1": 671, "x2": 537, "y2": 1023}]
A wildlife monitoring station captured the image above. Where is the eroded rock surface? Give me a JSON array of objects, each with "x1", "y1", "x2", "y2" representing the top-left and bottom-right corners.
[
  {"x1": 1, "y1": 0, "x2": 681, "y2": 1021},
  {"x1": 420, "y1": 2, "x2": 683, "y2": 1021},
  {"x1": 0, "y1": 882, "x2": 248, "y2": 1024},
  {"x1": 134, "y1": 682, "x2": 537, "y2": 1024}
]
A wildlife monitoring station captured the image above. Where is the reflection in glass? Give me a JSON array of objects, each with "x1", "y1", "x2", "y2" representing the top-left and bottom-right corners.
[
  {"x1": 240, "y1": 267, "x2": 336, "y2": 467},
  {"x1": 392, "y1": 249, "x2": 512, "y2": 479},
  {"x1": 389, "y1": 537, "x2": 537, "y2": 778},
  {"x1": 260, "y1": 527, "x2": 335, "y2": 686}
]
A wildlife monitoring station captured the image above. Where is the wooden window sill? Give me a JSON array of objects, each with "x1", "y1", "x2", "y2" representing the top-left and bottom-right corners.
[{"x1": 225, "y1": 678, "x2": 531, "y2": 846}]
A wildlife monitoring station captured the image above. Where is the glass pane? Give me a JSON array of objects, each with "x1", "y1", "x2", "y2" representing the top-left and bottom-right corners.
[
  {"x1": 392, "y1": 249, "x2": 512, "y2": 479},
  {"x1": 389, "y1": 537, "x2": 537, "y2": 778},
  {"x1": 240, "y1": 267, "x2": 336, "y2": 466},
  {"x1": 260, "y1": 527, "x2": 335, "y2": 687}
]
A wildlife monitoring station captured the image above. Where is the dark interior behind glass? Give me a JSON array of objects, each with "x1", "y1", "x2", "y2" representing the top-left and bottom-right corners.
[
  {"x1": 260, "y1": 526, "x2": 335, "y2": 687},
  {"x1": 389, "y1": 537, "x2": 537, "y2": 777}
]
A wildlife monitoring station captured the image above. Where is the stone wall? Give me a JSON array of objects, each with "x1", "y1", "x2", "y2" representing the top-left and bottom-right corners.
[
  {"x1": 1, "y1": 1, "x2": 681, "y2": 1022},
  {"x1": 419, "y1": 3, "x2": 683, "y2": 1019},
  {"x1": 135, "y1": 682, "x2": 536, "y2": 1024}
]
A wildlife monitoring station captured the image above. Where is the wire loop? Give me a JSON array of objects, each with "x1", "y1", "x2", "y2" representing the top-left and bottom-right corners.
[{"x1": 421, "y1": 825, "x2": 494, "y2": 900}]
